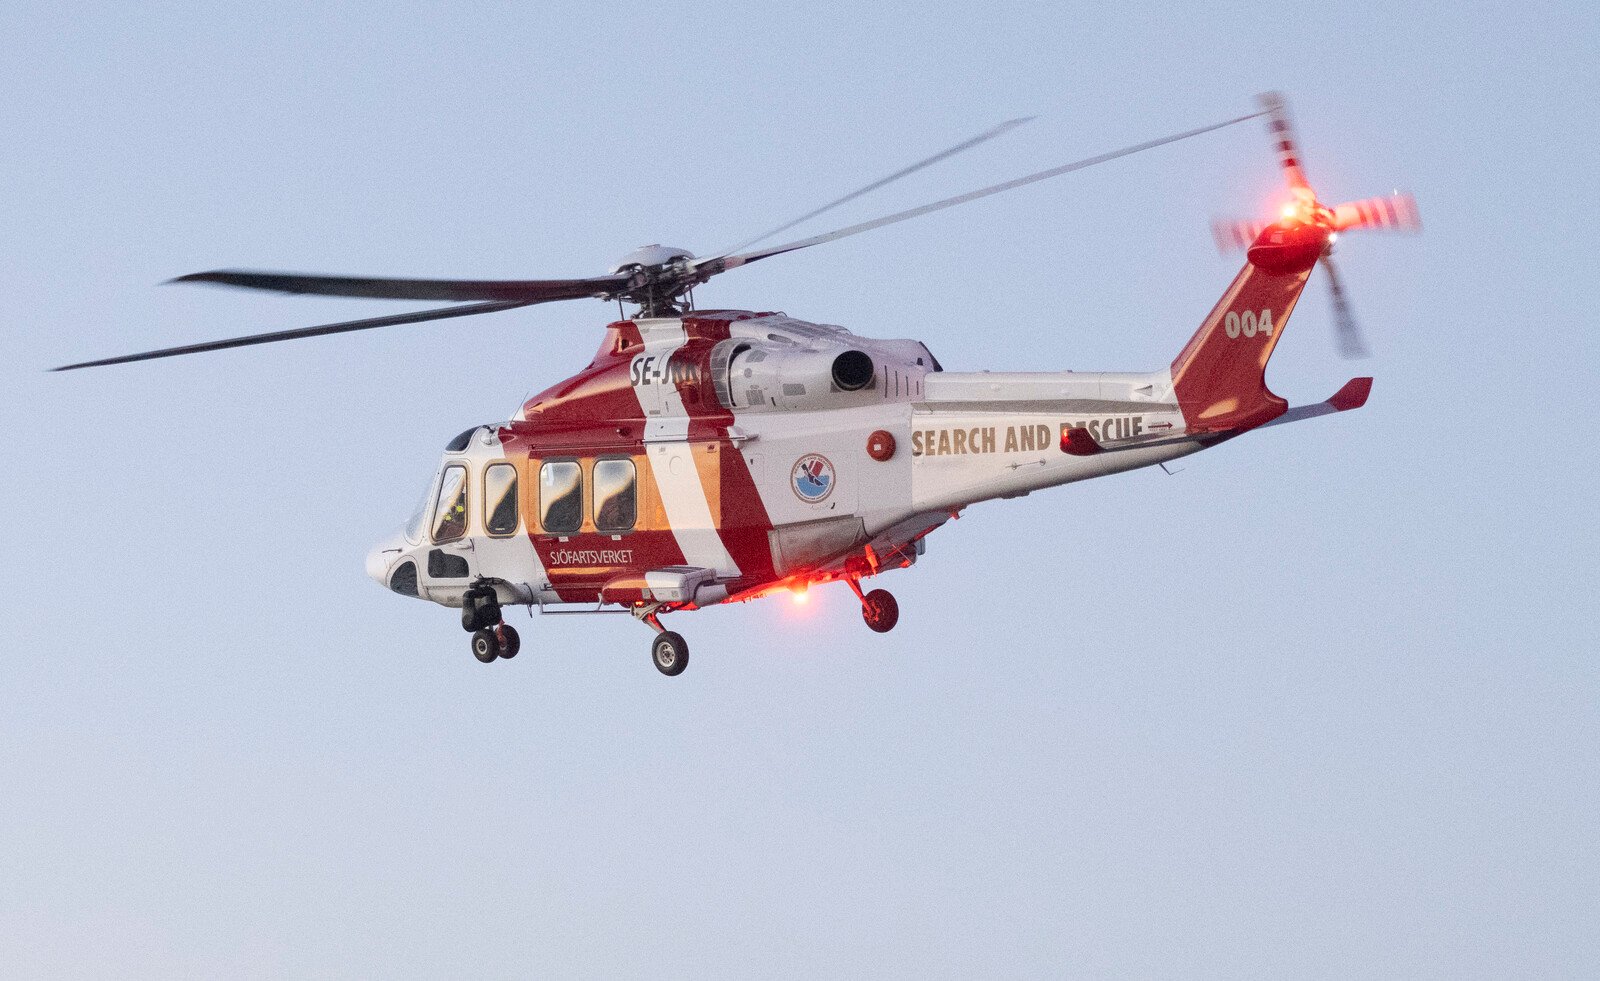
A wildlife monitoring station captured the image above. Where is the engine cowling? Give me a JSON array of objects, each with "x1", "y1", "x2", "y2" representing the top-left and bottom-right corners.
[{"x1": 720, "y1": 343, "x2": 877, "y2": 410}]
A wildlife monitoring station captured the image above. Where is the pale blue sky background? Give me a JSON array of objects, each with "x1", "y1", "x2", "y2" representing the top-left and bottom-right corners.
[{"x1": 2, "y1": 2, "x2": 1596, "y2": 978}]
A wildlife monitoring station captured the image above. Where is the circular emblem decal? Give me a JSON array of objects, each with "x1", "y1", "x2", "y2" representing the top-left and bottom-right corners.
[{"x1": 790, "y1": 453, "x2": 836, "y2": 503}]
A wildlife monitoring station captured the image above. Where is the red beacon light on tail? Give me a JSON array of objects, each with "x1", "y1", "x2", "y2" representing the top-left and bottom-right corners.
[{"x1": 1246, "y1": 220, "x2": 1331, "y2": 276}]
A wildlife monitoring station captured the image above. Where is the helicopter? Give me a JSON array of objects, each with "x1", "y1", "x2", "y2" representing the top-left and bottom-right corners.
[{"x1": 54, "y1": 93, "x2": 1419, "y2": 676}]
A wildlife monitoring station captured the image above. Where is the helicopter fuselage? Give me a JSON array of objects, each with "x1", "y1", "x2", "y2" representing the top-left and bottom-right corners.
[
  {"x1": 365, "y1": 309, "x2": 1211, "y2": 615},
  {"x1": 52, "y1": 94, "x2": 1402, "y2": 674}
]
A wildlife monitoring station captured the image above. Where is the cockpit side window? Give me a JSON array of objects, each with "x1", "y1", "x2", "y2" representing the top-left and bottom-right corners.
[
  {"x1": 431, "y1": 465, "x2": 469, "y2": 543},
  {"x1": 484, "y1": 463, "x2": 519, "y2": 537},
  {"x1": 593, "y1": 458, "x2": 637, "y2": 533},
  {"x1": 539, "y1": 461, "x2": 583, "y2": 534}
]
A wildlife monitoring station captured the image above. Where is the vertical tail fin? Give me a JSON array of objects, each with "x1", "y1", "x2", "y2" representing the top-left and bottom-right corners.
[{"x1": 1170, "y1": 223, "x2": 1329, "y2": 433}]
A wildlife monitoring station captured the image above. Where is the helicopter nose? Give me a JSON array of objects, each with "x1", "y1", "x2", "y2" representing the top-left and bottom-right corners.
[{"x1": 365, "y1": 533, "x2": 405, "y2": 587}]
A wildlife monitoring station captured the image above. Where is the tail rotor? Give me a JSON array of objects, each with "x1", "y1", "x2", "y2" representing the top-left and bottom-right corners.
[
  {"x1": 1212, "y1": 92, "x2": 1421, "y2": 358},
  {"x1": 1321, "y1": 254, "x2": 1366, "y2": 359}
]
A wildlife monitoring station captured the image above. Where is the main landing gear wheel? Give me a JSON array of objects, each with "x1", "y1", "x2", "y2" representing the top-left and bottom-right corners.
[
  {"x1": 862, "y1": 589, "x2": 899, "y2": 633},
  {"x1": 651, "y1": 631, "x2": 689, "y2": 677},
  {"x1": 495, "y1": 623, "x2": 520, "y2": 659},
  {"x1": 471, "y1": 628, "x2": 501, "y2": 663}
]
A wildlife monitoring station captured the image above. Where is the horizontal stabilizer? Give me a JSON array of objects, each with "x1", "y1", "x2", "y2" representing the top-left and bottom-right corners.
[
  {"x1": 1060, "y1": 426, "x2": 1104, "y2": 456},
  {"x1": 1261, "y1": 377, "x2": 1372, "y2": 429},
  {"x1": 1061, "y1": 377, "x2": 1370, "y2": 456}
]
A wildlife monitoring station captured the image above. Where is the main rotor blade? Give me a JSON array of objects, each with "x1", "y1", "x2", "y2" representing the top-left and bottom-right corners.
[
  {"x1": 1321, "y1": 255, "x2": 1368, "y2": 359},
  {"x1": 693, "y1": 107, "x2": 1270, "y2": 278},
  {"x1": 717, "y1": 116, "x2": 1034, "y2": 257},
  {"x1": 171, "y1": 270, "x2": 632, "y2": 303},
  {"x1": 51, "y1": 300, "x2": 535, "y2": 371}
]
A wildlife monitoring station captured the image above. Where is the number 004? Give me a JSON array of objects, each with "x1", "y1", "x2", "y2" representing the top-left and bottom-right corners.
[{"x1": 1224, "y1": 308, "x2": 1274, "y2": 339}]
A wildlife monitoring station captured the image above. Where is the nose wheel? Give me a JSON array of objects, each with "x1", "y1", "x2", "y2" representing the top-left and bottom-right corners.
[
  {"x1": 470, "y1": 623, "x2": 521, "y2": 663},
  {"x1": 471, "y1": 628, "x2": 499, "y2": 663}
]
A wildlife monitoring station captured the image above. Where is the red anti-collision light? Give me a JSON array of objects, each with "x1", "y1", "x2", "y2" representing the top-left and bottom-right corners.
[{"x1": 866, "y1": 430, "x2": 896, "y2": 462}]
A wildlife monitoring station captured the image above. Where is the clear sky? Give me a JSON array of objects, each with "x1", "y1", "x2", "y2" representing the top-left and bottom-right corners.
[{"x1": 3, "y1": 2, "x2": 1596, "y2": 978}]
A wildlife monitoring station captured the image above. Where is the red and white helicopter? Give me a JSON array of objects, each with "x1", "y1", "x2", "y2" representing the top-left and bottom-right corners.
[{"x1": 57, "y1": 94, "x2": 1418, "y2": 675}]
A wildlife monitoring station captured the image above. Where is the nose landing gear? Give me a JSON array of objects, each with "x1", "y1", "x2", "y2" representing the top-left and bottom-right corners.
[{"x1": 463, "y1": 583, "x2": 520, "y2": 663}]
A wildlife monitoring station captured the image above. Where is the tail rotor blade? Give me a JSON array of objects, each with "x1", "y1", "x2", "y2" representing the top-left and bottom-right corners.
[
  {"x1": 1212, "y1": 218, "x2": 1268, "y2": 252},
  {"x1": 1321, "y1": 255, "x2": 1368, "y2": 359},
  {"x1": 1259, "y1": 91, "x2": 1313, "y2": 191},
  {"x1": 1331, "y1": 192, "x2": 1422, "y2": 233}
]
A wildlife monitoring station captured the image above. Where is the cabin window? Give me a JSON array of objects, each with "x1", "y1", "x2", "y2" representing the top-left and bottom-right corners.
[
  {"x1": 484, "y1": 463, "x2": 519, "y2": 537},
  {"x1": 428, "y1": 549, "x2": 469, "y2": 578},
  {"x1": 431, "y1": 465, "x2": 469, "y2": 543},
  {"x1": 539, "y1": 460, "x2": 583, "y2": 534},
  {"x1": 593, "y1": 458, "x2": 637, "y2": 533}
]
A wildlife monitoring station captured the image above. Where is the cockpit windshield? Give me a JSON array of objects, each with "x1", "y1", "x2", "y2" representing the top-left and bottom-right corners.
[{"x1": 403, "y1": 476, "x2": 435, "y2": 545}]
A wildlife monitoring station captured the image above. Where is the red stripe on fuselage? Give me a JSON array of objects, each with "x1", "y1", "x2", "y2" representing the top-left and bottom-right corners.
[
  {"x1": 672, "y1": 315, "x2": 779, "y2": 595},
  {"x1": 499, "y1": 313, "x2": 780, "y2": 605},
  {"x1": 503, "y1": 319, "x2": 688, "y2": 603}
]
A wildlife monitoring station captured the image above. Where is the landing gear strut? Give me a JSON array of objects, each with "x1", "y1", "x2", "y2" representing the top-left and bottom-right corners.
[
  {"x1": 847, "y1": 579, "x2": 899, "y2": 633},
  {"x1": 463, "y1": 583, "x2": 519, "y2": 663},
  {"x1": 462, "y1": 584, "x2": 501, "y2": 632}
]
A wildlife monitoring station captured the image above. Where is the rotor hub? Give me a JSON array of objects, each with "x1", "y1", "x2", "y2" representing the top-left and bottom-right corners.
[
  {"x1": 607, "y1": 244, "x2": 695, "y2": 275},
  {"x1": 606, "y1": 245, "x2": 699, "y2": 316}
]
